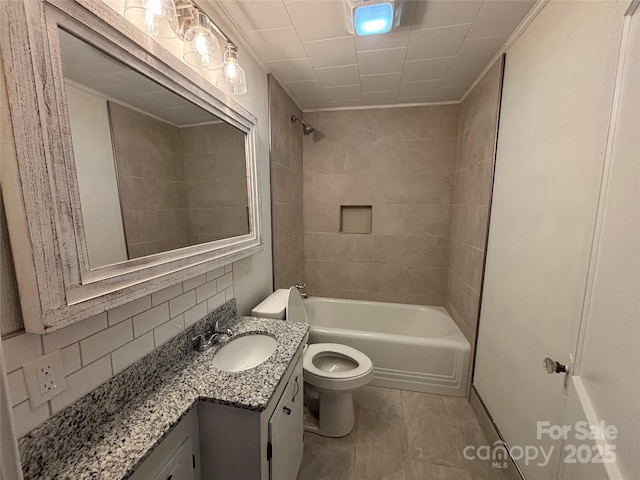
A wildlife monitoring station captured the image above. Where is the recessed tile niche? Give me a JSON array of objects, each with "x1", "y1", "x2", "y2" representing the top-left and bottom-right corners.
[{"x1": 340, "y1": 206, "x2": 372, "y2": 234}]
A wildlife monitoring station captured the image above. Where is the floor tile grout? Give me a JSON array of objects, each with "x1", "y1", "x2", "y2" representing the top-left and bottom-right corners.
[{"x1": 299, "y1": 386, "x2": 505, "y2": 480}]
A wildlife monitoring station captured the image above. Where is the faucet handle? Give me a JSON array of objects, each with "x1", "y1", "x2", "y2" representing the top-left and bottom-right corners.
[
  {"x1": 192, "y1": 334, "x2": 211, "y2": 352},
  {"x1": 214, "y1": 320, "x2": 233, "y2": 337},
  {"x1": 295, "y1": 282, "x2": 307, "y2": 290}
]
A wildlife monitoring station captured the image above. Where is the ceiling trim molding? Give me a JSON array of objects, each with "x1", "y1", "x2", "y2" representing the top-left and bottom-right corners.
[
  {"x1": 201, "y1": 0, "x2": 305, "y2": 112},
  {"x1": 303, "y1": 99, "x2": 460, "y2": 113},
  {"x1": 459, "y1": 0, "x2": 549, "y2": 104}
]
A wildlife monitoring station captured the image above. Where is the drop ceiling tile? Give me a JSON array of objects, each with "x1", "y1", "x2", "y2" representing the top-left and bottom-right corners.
[
  {"x1": 451, "y1": 35, "x2": 506, "y2": 68},
  {"x1": 303, "y1": 36, "x2": 357, "y2": 68},
  {"x1": 467, "y1": 0, "x2": 536, "y2": 39},
  {"x1": 222, "y1": 1, "x2": 292, "y2": 32},
  {"x1": 397, "y1": 96, "x2": 436, "y2": 104},
  {"x1": 323, "y1": 84, "x2": 362, "y2": 102},
  {"x1": 363, "y1": 91, "x2": 399, "y2": 105},
  {"x1": 357, "y1": 47, "x2": 407, "y2": 75},
  {"x1": 285, "y1": 0, "x2": 350, "y2": 42},
  {"x1": 402, "y1": 57, "x2": 454, "y2": 82},
  {"x1": 108, "y1": 71, "x2": 165, "y2": 94},
  {"x1": 440, "y1": 64, "x2": 483, "y2": 88},
  {"x1": 360, "y1": 73, "x2": 402, "y2": 93},
  {"x1": 432, "y1": 85, "x2": 468, "y2": 101},
  {"x1": 267, "y1": 58, "x2": 317, "y2": 82},
  {"x1": 297, "y1": 95, "x2": 330, "y2": 109},
  {"x1": 406, "y1": 24, "x2": 470, "y2": 61},
  {"x1": 245, "y1": 27, "x2": 306, "y2": 61},
  {"x1": 399, "y1": 79, "x2": 441, "y2": 99},
  {"x1": 329, "y1": 99, "x2": 364, "y2": 107},
  {"x1": 285, "y1": 79, "x2": 324, "y2": 97},
  {"x1": 355, "y1": 28, "x2": 411, "y2": 52},
  {"x1": 136, "y1": 90, "x2": 194, "y2": 110},
  {"x1": 315, "y1": 64, "x2": 360, "y2": 87},
  {"x1": 413, "y1": 0, "x2": 483, "y2": 30}
]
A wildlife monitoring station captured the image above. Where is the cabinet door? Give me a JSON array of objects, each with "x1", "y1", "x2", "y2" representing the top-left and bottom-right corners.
[
  {"x1": 269, "y1": 357, "x2": 303, "y2": 479},
  {"x1": 129, "y1": 408, "x2": 200, "y2": 480},
  {"x1": 154, "y1": 437, "x2": 196, "y2": 480}
]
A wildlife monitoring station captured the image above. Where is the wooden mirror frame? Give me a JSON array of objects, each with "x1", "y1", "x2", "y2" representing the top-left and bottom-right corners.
[{"x1": 0, "y1": 0, "x2": 262, "y2": 333}]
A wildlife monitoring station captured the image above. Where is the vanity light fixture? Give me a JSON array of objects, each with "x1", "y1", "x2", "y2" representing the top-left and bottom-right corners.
[
  {"x1": 223, "y1": 42, "x2": 247, "y2": 96},
  {"x1": 182, "y1": 9, "x2": 222, "y2": 70},
  {"x1": 124, "y1": 0, "x2": 179, "y2": 39},
  {"x1": 123, "y1": 0, "x2": 247, "y2": 94},
  {"x1": 344, "y1": 0, "x2": 402, "y2": 36}
]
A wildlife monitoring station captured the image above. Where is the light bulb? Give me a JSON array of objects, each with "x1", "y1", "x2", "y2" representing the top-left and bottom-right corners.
[
  {"x1": 223, "y1": 61, "x2": 239, "y2": 80},
  {"x1": 183, "y1": 11, "x2": 221, "y2": 70},
  {"x1": 193, "y1": 30, "x2": 211, "y2": 67},
  {"x1": 124, "y1": 0, "x2": 178, "y2": 39}
]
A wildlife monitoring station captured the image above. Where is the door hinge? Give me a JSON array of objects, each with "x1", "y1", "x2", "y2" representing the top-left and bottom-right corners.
[{"x1": 267, "y1": 441, "x2": 272, "y2": 460}]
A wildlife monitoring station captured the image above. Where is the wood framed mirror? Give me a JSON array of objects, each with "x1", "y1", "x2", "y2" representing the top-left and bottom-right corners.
[{"x1": 0, "y1": 0, "x2": 262, "y2": 333}]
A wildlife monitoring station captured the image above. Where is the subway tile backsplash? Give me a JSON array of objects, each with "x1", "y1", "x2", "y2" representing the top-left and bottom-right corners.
[{"x1": 2, "y1": 264, "x2": 234, "y2": 437}]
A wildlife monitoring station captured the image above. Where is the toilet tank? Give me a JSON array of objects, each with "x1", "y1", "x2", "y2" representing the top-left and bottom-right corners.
[{"x1": 251, "y1": 289, "x2": 289, "y2": 319}]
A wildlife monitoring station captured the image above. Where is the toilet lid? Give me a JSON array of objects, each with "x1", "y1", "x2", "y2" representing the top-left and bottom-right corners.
[
  {"x1": 304, "y1": 343, "x2": 373, "y2": 380},
  {"x1": 287, "y1": 287, "x2": 308, "y2": 323}
]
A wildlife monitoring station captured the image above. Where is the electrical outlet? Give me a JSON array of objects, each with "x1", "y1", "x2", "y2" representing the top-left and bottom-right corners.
[
  {"x1": 24, "y1": 350, "x2": 67, "y2": 408},
  {"x1": 37, "y1": 362, "x2": 57, "y2": 395}
]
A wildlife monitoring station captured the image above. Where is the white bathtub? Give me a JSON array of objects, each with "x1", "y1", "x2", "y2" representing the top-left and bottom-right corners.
[{"x1": 304, "y1": 297, "x2": 470, "y2": 397}]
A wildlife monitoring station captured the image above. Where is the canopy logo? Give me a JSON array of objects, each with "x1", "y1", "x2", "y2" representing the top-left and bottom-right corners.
[{"x1": 464, "y1": 421, "x2": 618, "y2": 469}]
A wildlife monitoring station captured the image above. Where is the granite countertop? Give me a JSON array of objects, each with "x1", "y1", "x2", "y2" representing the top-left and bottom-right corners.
[{"x1": 18, "y1": 301, "x2": 309, "y2": 480}]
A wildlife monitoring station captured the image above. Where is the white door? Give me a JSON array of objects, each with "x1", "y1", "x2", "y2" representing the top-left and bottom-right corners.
[
  {"x1": 560, "y1": 4, "x2": 640, "y2": 479},
  {"x1": 473, "y1": 1, "x2": 629, "y2": 479}
]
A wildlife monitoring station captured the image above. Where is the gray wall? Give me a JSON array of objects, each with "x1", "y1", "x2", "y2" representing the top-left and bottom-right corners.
[
  {"x1": 110, "y1": 103, "x2": 189, "y2": 258},
  {"x1": 446, "y1": 60, "x2": 503, "y2": 343},
  {"x1": 110, "y1": 103, "x2": 250, "y2": 258},
  {"x1": 269, "y1": 77, "x2": 304, "y2": 290},
  {"x1": 302, "y1": 105, "x2": 459, "y2": 305},
  {"x1": 182, "y1": 122, "x2": 249, "y2": 244}
]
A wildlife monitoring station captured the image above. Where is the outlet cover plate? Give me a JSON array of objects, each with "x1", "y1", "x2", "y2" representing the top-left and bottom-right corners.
[{"x1": 24, "y1": 350, "x2": 67, "y2": 408}]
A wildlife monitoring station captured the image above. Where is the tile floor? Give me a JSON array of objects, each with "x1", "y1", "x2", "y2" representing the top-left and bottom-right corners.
[{"x1": 297, "y1": 386, "x2": 505, "y2": 480}]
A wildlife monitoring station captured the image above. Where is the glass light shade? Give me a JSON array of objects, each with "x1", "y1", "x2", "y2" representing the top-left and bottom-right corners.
[
  {"x1": 354, "y1": 2, "x2": 393, "y2": 36},
  {"x1": 223, "y1": 44, "x2": 247, "y2": 96},
  {"x1": 123, "y1": 0, "x2": 178, "y2": 39},
  {"x1": 183, "y1": 12, "x2": 222, "y2": 70}
]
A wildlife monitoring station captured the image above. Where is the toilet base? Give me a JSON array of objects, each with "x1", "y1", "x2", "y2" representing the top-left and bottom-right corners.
[{"x1": 303, "y1": 388, "x2": 355, "y2": 437}]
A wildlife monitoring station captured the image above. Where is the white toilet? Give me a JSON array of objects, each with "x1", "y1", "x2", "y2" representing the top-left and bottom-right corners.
[{"x1": 251, "y1": 288, "x2": 373, "y2": 437}]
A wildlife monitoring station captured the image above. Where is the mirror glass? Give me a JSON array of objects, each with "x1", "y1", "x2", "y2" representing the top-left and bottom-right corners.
[{"x1": 58, "y1": 29, "x2": 250, "y2": 270}]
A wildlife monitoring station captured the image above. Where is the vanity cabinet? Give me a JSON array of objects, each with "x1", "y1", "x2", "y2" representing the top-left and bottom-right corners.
[
  {"x1": 129, "y1": 408, "x2": 201, "y2": 480},
  {"x1": 198, "y1": 347, "x2": 304, "y2": 480},
  {"x1": 269, "y1": 357, "x2": 304, "y2": 480}
]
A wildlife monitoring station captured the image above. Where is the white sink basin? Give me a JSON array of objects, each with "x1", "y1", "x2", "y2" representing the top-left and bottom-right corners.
[{"x1": 211, "y1": 334, "x2": 277, "y2": 372}]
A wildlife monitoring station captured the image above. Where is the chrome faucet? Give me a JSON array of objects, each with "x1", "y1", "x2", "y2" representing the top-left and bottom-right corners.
[
  {"x1": 192, "y1": 321, "x2": 234, "y2": 352},
  {"x1": 294, "y1": 282, "x2": 308, "y2": 299}
]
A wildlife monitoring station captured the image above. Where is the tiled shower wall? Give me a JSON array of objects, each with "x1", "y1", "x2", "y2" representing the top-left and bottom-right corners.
[
  {"x1": 181, "y1": 122, "x2": 249, "y2": 244},
  {"x1": 110, "y1": 103, "x2": 190, "y2": 258},
  {"x1": 446, "y1": 60, "x2": 503, "y2": 343},
  {"x1": 111, "y1": 104, "x2": 250, "y2": 258},
  {"x1": 302, "y1": 106, "x2": 459, "y2": 305},
  {"x1": 269, "y1": 77, "x2": 304, "y2": 290}
]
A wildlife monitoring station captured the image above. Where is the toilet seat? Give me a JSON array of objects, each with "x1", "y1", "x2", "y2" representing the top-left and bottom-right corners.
[{"x1": 304, "y1": 343, "x2": 373, "y2": 391}]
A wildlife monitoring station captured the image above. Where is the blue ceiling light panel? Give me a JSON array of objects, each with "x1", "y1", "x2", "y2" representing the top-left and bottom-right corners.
[{"x1": 354, "y1": 2, "x2": 394, "y2": 36}]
